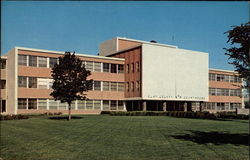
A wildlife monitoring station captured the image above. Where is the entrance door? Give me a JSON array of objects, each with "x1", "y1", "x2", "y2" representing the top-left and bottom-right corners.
[{"x1": 1, "y1": 100, "x2": 6, "y2": 112}]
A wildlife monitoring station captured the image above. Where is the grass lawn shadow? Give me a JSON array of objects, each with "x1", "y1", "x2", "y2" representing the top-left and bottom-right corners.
[
  {"x1": 172, "y1": 130, "x2": 249, "y2": 146},
  {"x1": 48, "y1": 116, "x2": 83, "y2": 120}
]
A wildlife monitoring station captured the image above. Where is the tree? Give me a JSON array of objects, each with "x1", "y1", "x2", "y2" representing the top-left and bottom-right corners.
[
  {"x1": 224, "y1": 22, "x2": 250, "y2": 103},
  {"x1": 50, "y1": 52, "x2": 92, "y2": 120}
]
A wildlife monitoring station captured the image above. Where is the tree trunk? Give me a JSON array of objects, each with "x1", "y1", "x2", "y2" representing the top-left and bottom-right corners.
[{"x1": 68, "y1": 104, "x2": 71, "y2": 121}]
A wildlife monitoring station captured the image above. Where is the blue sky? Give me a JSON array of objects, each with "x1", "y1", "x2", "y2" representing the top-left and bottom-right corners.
[{"x1": 2, "y1": 1, "x2": 249, "y2": 70}]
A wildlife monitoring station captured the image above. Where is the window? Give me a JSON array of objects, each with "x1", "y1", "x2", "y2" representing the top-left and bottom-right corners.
[
  {"x1": 94, "y1": 62, "x2": 101, "y2": 72},
  {"x1": 38, "y1": 99, "x2": 47, "y2": 109},
  {"x1": 209, "y1": 73, "x2": 215, "y2": 81},
  {"x1": 118, "y1": 82, "x2": 124, "y2": 91},
  {"x1": 131, "y1": 63, "x2": 134, "y2": 73},
  {"x1": 0, "y1": 59, "x2": 6, "y2": 69},
  {"x1": 28, "y1": 77, "x2": 37, "y2": 88},
  {"x1": 18, "y1": 55, "x2": 27, "y2": 66},
  {"x1": 48, "y1": 79, "x2": 54, "y2": 89},
  {"x1": 217, "y1": 103, "x2": 225, "y2": 110},
  {"x1": 86, "y1": 100, "x2": 93, "y2": 110},
  {"x1": 136, "y1": 81, "x2": 140, "y2": 91},
  {"x1": 118, "y1": 101, "x2": 123, "y2": 110},
  {"x1": 93, "y1": 81, "x2": 101, "y2": 91},
  {"x1": 49, "y1": 99, "x2": 58, "y2": 110},
  {"x1": 38, "y1": 78, "x2": 48, "y2": 89},
  {"x1": 131, "y1": 82, "x2": 134, "y2": 92},
  {"x1": 103, "y1": 100, "x2": 110, "y2": 110},
  {"x1": 216, "y1": 74, "x2": 224, "y2": 81},
  {"x1": 110, "y1": 100, "x2": 117, "y2": 110},
  {"x1": 216, "y1": 88, "x2": 222, "y2": 96},
  {"x1": 111, "y1": 82, "x2": 117, "y2": 91},
  {"x1": 85, "y1": 61, "x2": 93, "y2": 72},
  {"x1": 221, "y1": 89, "x2": 229, "y2": 96},
  {"x1": 18, "y1": 99, "x2": 27, "y2": 109},
  {"x1": 71, "y1": 101, "x2": 76, "y2": 110},
  {"x1": 18, "y1": 76, "x2": 27, "y2": 88},
  {"x1": 78, "y1": 100, "x2": 86, "y2": 110},
  {"x1": 0, "y1": 80, "x2": 6, "y2": 89},
  {"x1": 103, "y1": 63, "x2": 110, "y2": 72},
  {"x1": 136, "y1": 62, "x2": 140, "y2": 72},
  {"x1": 38, "y1": 57, "x2": 47, "y2": 67},
  {"x1": 94, "y1": 100, "x2": 101, "y2": 110},
  {"x1": 126, "y1": 64, "x2": 129, "y2": 73},
  {"x1": 126, "y1": 82, "x2": 129, "y2": 92},
  {"x1": 59, "y1": 102, "x2": 67, "y2": 110},
  {"x1": 28, "y1": 99, "x2": 37, "y2": 109},
  {"x1": 103, "y1": 81, "x2": 110, "y2": 91},
  {"x1": 118, "y1": 64, "x2": 124, "y2": 73},
  {"x1": 111, "y1": 64, "x2": 117, "y2": 73},
  {"x1": 209, "y1": 88, "x2": 216, "y2": 96},
  {"x1": 29, "y1": 56, "x2": 37, "y2": 67},
  {"x1": 225, "y1": 103, "x2": 230, "y2": 110},
  {"x1": 49, "y1": 58, "x2": 57, "y2": 68},
  {"x1": 224, "y1": 75, "x2": 230, "y2": 82}
]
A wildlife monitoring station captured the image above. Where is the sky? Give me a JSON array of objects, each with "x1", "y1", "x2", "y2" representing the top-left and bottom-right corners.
[{"x1": 1, "y1": 1, "x2": 249, "y2": 70}]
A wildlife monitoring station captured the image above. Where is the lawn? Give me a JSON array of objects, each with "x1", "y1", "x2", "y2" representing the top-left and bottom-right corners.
[{"x1": 0, "y1": 115, "x2": 249, "y2": 160}]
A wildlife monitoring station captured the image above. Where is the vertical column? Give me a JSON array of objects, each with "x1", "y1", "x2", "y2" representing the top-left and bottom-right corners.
[
  {"x1": 184, "y1": 102, "x2": 187, "y2": 112},
  {"x1": 123, "y1": 101, "x2": 126, "y2": 111},
  {"x1": 163, "y1": 101, "x2": 167, "y2": 112},
  {"x1": 143, "y1": 101, "x2": 147, "y2": 111}
]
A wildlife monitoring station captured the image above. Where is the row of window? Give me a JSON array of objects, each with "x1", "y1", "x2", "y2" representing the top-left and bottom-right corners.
[
  {"x1": 18, "y1": 54, "x2": 124, "y2": 73},
  {"x1": 126, "y1": 62, "x2": 140, "y2": 73},
  {"x1": 209, "y1": 88, "x2": 242, "y2": 97},
  {"x1": 126, "y1": 81, "x2": 140, "y2": 92},
  {"x1": 209, "y1": 73, "x2": 242, "y2": 83},
  {"x1": 0, "y1": 59, "x2": 6, "y2": 69},
  {"x1": 17, "y1": 98, "x2": 124, "y2": 111},
  {"x1": 203, "y1": 102, "x2": 241, "y2": 110}
]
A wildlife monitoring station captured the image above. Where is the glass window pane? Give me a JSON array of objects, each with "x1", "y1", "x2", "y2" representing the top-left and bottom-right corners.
[
  {"x1": 28, "y1": 77, "x2": 37, "y2": 88},
  {"x1": 28, "y1": 99, "x2": 37, "y2": 109},
  {"x1": 94, "y1": 81, "x2": 101, "y2": 91},
  {"x1": 111, "y1": 64, "x2": 117, "y2": 73},
  {"x1": 38, "y1": 78, "x2": 48, "y2": 89},
  {"x1": 38, "y1": 57, "x2": 47, "y2": 67},
  {"x1": 18, "y1": 76, "x2": 27, "y2": 88},
  {"x1": 49, "y1": 99, "x2": 58, "y2": 110},
  {"x1": 0, "y1": 59, "x2": 6, "y2": 69},
  {"x1": 111, "y1": 82, "x2": 117, "y2": 91},
  {"x1": 18, "y1": 98, "x2": 27, "y2": 109},
  {"x1": 29, "y1": 56, "x2": 37, "y2": 67},
  {"x1": 49, "y1": 58, "x2": 57, "y2": 68},
  {"x1": 85, "y1": 61, "x2": 93, "y2": 72},
  {"x1": 78, "y1": 100, "x2": 86, "y2": 110},
  {"x1": 59, "y1": 102, "x2": 67, "y2": 110},
  {"x1": 18, "y1": 55, "x2": 27, "y2": 66},
  {"x1": 118, "y1": 64, "x2": 124, "y2": 73},
  {"x1": 0, "y1": 80, "x2": 6, "y2": 89},
  {"x1": 103, "y1": 81, "x2": 110, "y2": 91},
  {"x1": 118, "y1": 101, "x2": 123, "y2": 110},
  {"x1": 103, "y1": 63, "x2": 110, "y2": 72},
  {"x1": 86, "y1": 100, "x2": 93, "y2": 110},
  {"x1": 94, "y1": 62, "x2": 101, "y2": 72},
  {"x1": 103, "y1": 100, "x2": 109, "y2": 110},
  {"x1": 94, "y1": 100, "x2": 101, "y2": 110},
  {"x1": 110, "y1": 100, "x2": 117, "y2": 110},
  {"x1": 38, "y1": 99, "x2": 47, "y2": 109},
  {"x1": 118, "y1": 82, "x2": 124, "y2": 91}
]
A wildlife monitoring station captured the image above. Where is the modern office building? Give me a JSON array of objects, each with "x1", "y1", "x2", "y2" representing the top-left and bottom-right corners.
[{"x1": 0, "y1": 37, "x2": 244, "y2": 114}]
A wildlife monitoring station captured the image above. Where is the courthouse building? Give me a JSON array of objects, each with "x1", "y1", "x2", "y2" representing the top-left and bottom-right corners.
[{"x1": 0, "y1": 37, "x2": 244, "y2": 114}]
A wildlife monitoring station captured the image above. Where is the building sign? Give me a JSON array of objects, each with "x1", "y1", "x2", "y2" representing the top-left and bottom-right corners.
[{"x1": 147, "y1": 94, "x2": 206, "y2": 100}]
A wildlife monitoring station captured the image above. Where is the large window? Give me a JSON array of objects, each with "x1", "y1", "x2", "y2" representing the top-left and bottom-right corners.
[
  {"x1": 110, "y1": 100, "x2": 117, "y2": 110},
  {"x1": 28, "y1": 77, "x2": 37, "y2": 88},
  {"x1": 111, "y1": 82, "x2": 117, "y2": 91},
  {"x1": 38, "y1": 99, "x2": 47, "y2": 109},
  {"x1": 103, "y1": 81, "x2": 110, "y2": 91},
  {"x1": 118, "y1": 101, "x2": 123, "y2": 110},
  {"x1": 93, "y1": 81, "x2": 101, "y2": 91},
  {"x1": 0, "y1": 59, "x2": 6, "y2": 69},
  {"x1": 38, "y1": 56, "x2": 47, "y2": 67},
  {"x1": 216, "y1": 74, "x2": 224, "y2": 81},
  {"x1": 58, "y1": 102, "x2": 67, "y2": 110},
  {"x1": 209, "y1": 88, "x2": 216, "y2": 96},
  {"x1": 78, "y1": 100, "x2": 86, "y2": 110},
  {"x1": 18, "y1": 76, "x2": 27, "y2": 88},
  {"x1": 28, "y1": 99, "x2": 37, "y2": 109},
  {"x1": 29, "y1": 56, "x2": 37, "y2": 67},
  {"x1": 103, "y1": 100, "x2": 110, "y2": 110},
  {"x1": 118, "y1": 82, "x2": 124, "y2": 91},
  {"x1": 94, "y1": 100, "x2": 101, "y2": 110},
  {"x1": 111, "y1": 64, "x2": 117, "y2": 73},
  {"x1": 103, "y1": 63, "x2": 110, "y2": 72},
  {"x1": 18, "y1": 55, "x2": 27, "y2": 66},
  {"x1": 94, "y1": 62, "x2": 101, "y2": 72},
  {"x1": 18, "y1": 98, "x2": 27, "y2": 109},
  {"x1": 85, "y1": 61, "x2": 93, "y2": 72},
  {"x1": 209, "y1": 73, "x2": 215, "y2": 81},
  {"x1": 86, "y1": 100, "x2": 93, "y2": 110},
  {"x1": 118, "y1": 64, "x2": 124, "y2": 73},
  {"x1": 38, "y1": 78, "x2": 48, "y2": 89},
  {"x1": 49, "y1": 58, "x2": 57, "y2": 68},
  {"x1": 0, "y1": 80, "x2": 6, "y2": 89},
  {"x1": 49, "y1": 99, "x2": 58, "y2": 110}
]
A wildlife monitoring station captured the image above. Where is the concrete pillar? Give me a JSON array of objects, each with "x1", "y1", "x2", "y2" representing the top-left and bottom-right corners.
[
  {"x1": 163, "y1": 102, "x2": 167, "y2": 112},
  {"x1": 143, "y1": 101, "x2": 147, "y2": 111},
  {"x1": 184, "y1": 102, "x2": 187, "y2": 112},
  {"x1": 123, "y1": 101, "x2": 127, "y2": 111}
]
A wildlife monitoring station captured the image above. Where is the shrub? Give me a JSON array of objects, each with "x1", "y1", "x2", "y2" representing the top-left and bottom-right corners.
[{"x1": 0, "y1": 114, "x2": 29, "y2": 121}]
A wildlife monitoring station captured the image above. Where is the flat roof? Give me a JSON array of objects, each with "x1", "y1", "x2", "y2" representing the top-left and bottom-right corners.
[
  {"x1": 15, "y1": 46, "x2": 125, "y2": 61},
  {"x1": 209, "y1": 68, "x2": 238, "y2": 73}
]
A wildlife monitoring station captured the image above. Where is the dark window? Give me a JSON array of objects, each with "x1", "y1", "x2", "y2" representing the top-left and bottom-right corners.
[
  {"x1": 0, "y1": 59, "x2": 6, "y2": 69},
  {"x1": 0, "y1": 80, "x2": 6, "y2": 89},
  {"x1": 103, "y1": 63, "x2": 110, "y2": 72},
  {"x1": 29, "y1": 56, "x2": 37, "y2": 67},
  {"x1": 18, "y1": 98, "x2": 27, "y2": 109},
  {"x1": 49, "y1": 58, "x2": 57, "y2": 68},
  {"x1": 110, "y1": 100, "x2": 117, "y2": 110},
  {"x1": 118, "y1": 64, "x2": 124, "y2": 73},
  {"x1": 28, "y1": 99, "x2": 37, "y2": 109},
  {"x1": 111, "y1": 64, "x2": 117, "y2": 73},
  {"x1": 18, "y1": 76, "x2": 27, "y2": 88},
  {"x1": 18, "y1": 55, "x2": 27, "y2": 66},
  {"x1": 28, "y1": 77, "x2": 37, "y2": 88},
  {"x1": 93, "y1": 81, "x2": 101, "y2": 91},
  {"x1": 38, "y1": 57, "x2": 47, "y2": 67}
]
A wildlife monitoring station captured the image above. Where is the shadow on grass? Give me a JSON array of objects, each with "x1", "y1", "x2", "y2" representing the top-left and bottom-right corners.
[
  {"x1": 48, "y1": 116, "x2": 83, "y2": 120},
  {"x1": 172, "y1": 130, "x2": 249, "y2": 146}
]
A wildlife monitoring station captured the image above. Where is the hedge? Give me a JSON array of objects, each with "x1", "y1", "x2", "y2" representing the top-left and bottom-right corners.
[
  {"x1": 0, "y1": 114, "x2": 29, "y2": 121},
  {"x1": 100, "y1": 111, "x2": 249, "y2": 120}
]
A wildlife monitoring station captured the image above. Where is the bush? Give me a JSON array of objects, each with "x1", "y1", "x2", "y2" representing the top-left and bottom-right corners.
[
  {"x1": 43, "y1": 112, "x2": 62, "y2": 116},
  {"x1": 0, "y1": 114, "x2": 29, "y2": 121}
]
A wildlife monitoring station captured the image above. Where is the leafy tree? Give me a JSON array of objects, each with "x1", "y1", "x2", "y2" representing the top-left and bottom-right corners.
[
  {"x1": 224, "y1": 22, "x2": 250, "y2": 102},
  {"x1": 50, "y1": 52, "x2": 92, "y2": 120}
]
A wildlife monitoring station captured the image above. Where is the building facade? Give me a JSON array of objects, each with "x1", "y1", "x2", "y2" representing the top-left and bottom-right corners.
[{"x1": 0, "y1": 37, "x2": 244, "y2": 114}]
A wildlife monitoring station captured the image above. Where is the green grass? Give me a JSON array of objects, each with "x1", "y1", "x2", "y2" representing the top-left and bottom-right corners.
[{"x1": 0, "y1": 115, "x2": 249, "y2": 160}]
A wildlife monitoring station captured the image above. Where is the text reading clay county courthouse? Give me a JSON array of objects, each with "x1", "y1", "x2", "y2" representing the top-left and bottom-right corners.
[{"x1": 0, "y1": 37, "x2": 245, "y2": 114}]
